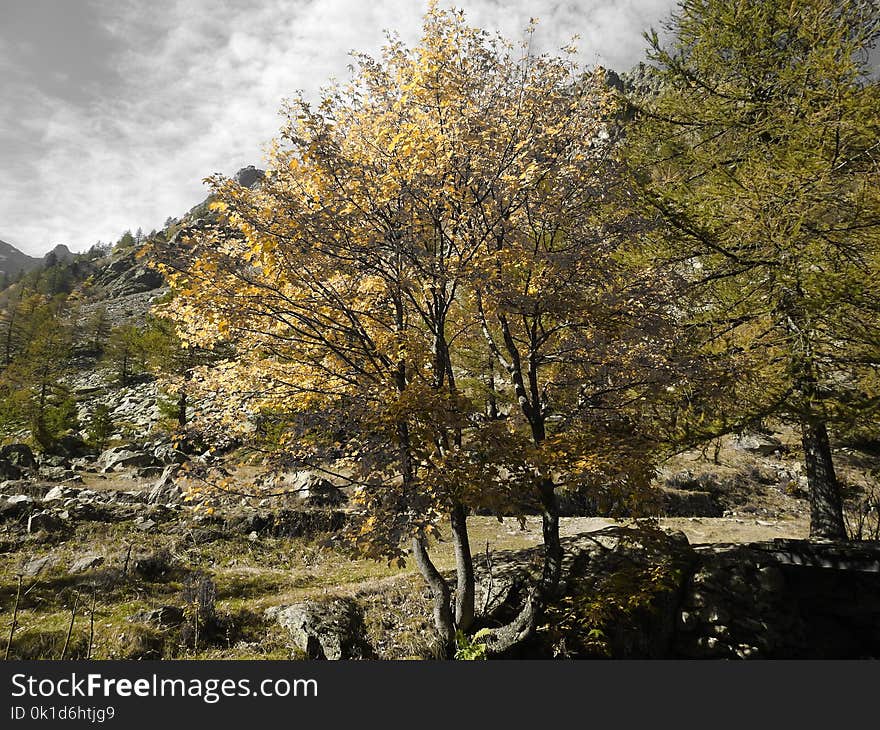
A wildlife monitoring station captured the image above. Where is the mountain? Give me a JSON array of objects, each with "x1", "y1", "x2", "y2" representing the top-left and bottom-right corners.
[
  {"x1": 44, "y1": 243, "x2": 74, "y2": 264},
  {"x1": 0, "y1": 238, "x2": 41, "y2": 277}
]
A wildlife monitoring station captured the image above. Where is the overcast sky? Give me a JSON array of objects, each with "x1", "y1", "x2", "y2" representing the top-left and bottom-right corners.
[{"x1": 0, "y1": 0, "x2": 676, "y2": 256}]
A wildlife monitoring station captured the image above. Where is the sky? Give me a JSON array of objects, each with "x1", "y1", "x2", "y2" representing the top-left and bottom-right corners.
[{"x1": 0, "y1": 0, "x2": 676, "y2": 256}]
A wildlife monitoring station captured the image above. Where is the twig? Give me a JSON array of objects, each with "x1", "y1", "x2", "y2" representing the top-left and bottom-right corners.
[
  {"x1": 481, "y1": 541, "x2": 495, "y2": 616},
  {"x1": 60, "y1": 596, "x2": 78, "y2": 660},
  {"x1": 5, "y1": 575, "x2": 23, "y2": 660},
  {"x1": 88, "y1": 585, "x2": 97, "y2": 660},
  {"x1": 193, "y1": 602, "x2": 200, "y2": 652},
  {"x1": 122, "y1": 544, "x2": 133, "y2": 575}
]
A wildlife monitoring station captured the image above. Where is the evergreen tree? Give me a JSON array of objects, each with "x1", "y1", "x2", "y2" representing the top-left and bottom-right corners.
[{"x1": 625, "y1": 0, "x2": 880, "y2": 538}]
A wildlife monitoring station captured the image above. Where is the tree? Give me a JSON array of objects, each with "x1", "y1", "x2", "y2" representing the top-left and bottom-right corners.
[
  {"x1": 104, "y1": 324, "x2": 148, "y2": 385},
  {"x1": 85, "y1": 305, "x2": 111, "y2": 354},
  {"x1": 156, "y1": 4, "x2": 665, "y2": 649},
  {"x1": 0, "y1": 296, "x2": 75, "y2": 448},
  {"x1": 86, "y1": 403, "x2": 115, "y2": 451},
  {"x1": 625, "y1": 0, "x2": 880, "y2": 538},
  {"x1": 116, "y1": 230, "x2": 136, "y2": 251},
  {"x1": 137, "y1": 314, "x2": 222, "y2": 441}
]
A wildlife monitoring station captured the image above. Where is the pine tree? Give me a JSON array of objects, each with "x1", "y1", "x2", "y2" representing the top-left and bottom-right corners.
[{"x1": 625, "y1": 0, "x2": 880, "y2": 538}]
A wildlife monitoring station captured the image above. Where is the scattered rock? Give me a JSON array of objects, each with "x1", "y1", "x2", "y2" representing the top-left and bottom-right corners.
[
  {"x1": 135, "y1": 518, "x2": 157, "y2": 532},
  {"x1": 40, "y1": 466, "x2": 81, "y2": 483}
]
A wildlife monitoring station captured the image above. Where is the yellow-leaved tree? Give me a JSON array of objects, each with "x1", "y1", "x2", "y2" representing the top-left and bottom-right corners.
[{"x1": 155, "y1": 4, "x2": 676, "y2": 653}]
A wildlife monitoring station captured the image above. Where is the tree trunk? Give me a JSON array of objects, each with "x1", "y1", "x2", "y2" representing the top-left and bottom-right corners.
[
  {"x1": 177, "y1": 389, "x2": 188, "y2": 429},
  {"x1": 538, "y1": 477, "x2": 563, "y2": 599},
  {"x1": 802, "y1": 419, "x2": 847, "y2": 539},
  {"x1": 450, "y1": 502, "x2": 475, "y2": 631},
  {"x1": 411, "y1": 536, "x2": 455, "y2": 652}
]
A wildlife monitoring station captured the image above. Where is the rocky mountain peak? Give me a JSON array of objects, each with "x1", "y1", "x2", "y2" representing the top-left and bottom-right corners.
[
  {"x1": 45, "y1": 243, "x2": 73, "y2": 261},
  {"x1": 234, "y1": 165, "x2": 265, "y2": 189}
]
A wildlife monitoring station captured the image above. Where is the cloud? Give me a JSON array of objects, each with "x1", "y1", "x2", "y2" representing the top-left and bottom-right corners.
[{"x1": 0, "y1": 0, "x2": 676, "y2": 255}]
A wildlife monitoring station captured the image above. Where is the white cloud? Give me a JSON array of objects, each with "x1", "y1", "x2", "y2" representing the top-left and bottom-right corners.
[{"x1": 0, "y1": 0, "x2": 676, "y2": 255}]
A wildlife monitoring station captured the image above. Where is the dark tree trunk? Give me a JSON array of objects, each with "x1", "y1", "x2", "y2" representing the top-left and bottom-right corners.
[
  {"x1": 411, "y1": 536, "x2": 455, "y2": 652},
  {"x1": 528, "y1": 415, "x2": 563, "y2": 599},
  {"x1": 177, "y1": 389, "x2": 188, "y2": 429},
  {"x1": 802, "y1": 419, "x2": 847, "y2": 539},
  {"x1": 538, "y1": 477, "x2": 563, "y2": 599},
  {"x1": 450, "y1": 502, "x2": 474, "y2": 631}
]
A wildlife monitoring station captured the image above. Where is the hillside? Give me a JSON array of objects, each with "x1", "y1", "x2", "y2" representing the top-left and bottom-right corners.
[{"x1": 0, "y1": 238, "x2": 41, "y2": 279}]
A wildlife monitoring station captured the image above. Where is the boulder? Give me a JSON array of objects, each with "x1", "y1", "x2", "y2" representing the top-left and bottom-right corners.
[
  {"x1": 1, "y1": 493, "x2": 33, "y2": 520},
  {"x1": 267, "y1": 599, "x2": 372, "y2": 659},
  {"x1": 131, "y1": 550, "x2": 174, "y2": 580},
  {"x1": 0, "y1": 443, "x2": 37, "y2": 470},
  {"x1": 43, "y1": 485, "x2": 75, "y2": 502},
  {"x1": 147, "y1": 466, "x2": 183, "y2": 504},
  {"x1": 50, "y1": 433, "x2": 91, "y2": 458},
  {"x1": 547, "y1": 527, "x2": 697, "y2": 658},
  {"x1": 99, "y1": 446, "x2": 160, "y2": 472},
  {"x1": 0, "y1": 459, "x2": 22, "y2": 481},
  {"x1": 6, "y1": 494, "x2": 33, "y2": 505},
  {"x1": 153, "y1": 443, "x2": 188, "y2": 465},
  {"x1": 22, "y1": 555, "x2": 54, "y2": 577},
  {"x1": 70, "y1": 555, "x2": 104, "y2": 573},
  {"x1": 234, "y1": 165, "x2": 265, "y2": 189},
  {"x1": 731, "y1": 431, "x2": 786, "y2": 456},
  {"x1": 674, "y1": 540, "x2": 880, "y2": 659},
  {"x1": 284, "y1": 471, "x2": 347, "y2": 507},
  {"x1": 27, "y1": 510, "x2": 64, "y2": 533}
]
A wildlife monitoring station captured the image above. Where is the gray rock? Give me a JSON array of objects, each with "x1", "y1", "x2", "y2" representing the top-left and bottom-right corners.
[
  {"x1": 153, "y1": 444, "x2": 188, "y2": 465},
  {"x1": 70, "y1": 555, "x2": 104, "y2": 573},
  {"x1": 0, "y1": 459, "x2": 21, "y2": 481},
  {"x1": 27, "y1": 510, "x2": 64, "y2": 533},
  {"x1": 99, "y1": 446, "x2": 160, "y2": 472},
  {"x1": 731, "y1": 431, "x2": 786, "y2": 456},
  {"x1": 40, "y1": 467, "x2": 81, "y2": 483},
  {"x1": 22, "y1": 556, "x2": 54, "y2": 577},
  {"x1": 284, "y1": 471, "x2": 347, "y2": 507},
  {"x1": 267, "y1": 599, "x2": 372, "y2": 659},
  {"x1": 43, "y1": 485, "x2": 71, "y2": 502},
  {"x1": 234, "y1": 165, "x2": 265, "y2": 189},
  {"x1": 0, "y1": 443, "x2": 37, "y2": 470},
  {"x1": 147, "y1": 466, "x2": 182, "y2": 504}
]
